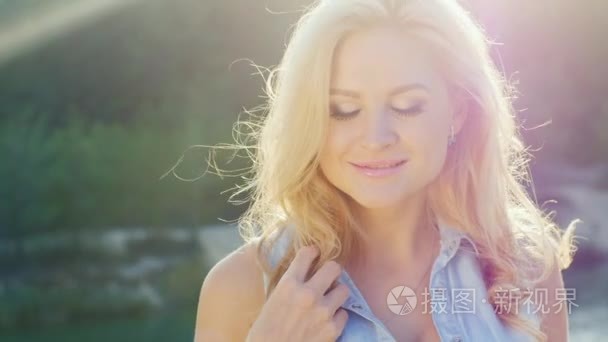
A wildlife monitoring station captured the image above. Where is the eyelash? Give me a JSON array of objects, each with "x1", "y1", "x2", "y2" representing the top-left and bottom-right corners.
[
  {"x1": 394, "y1": 104, "x2": 424, "y2": 116},
  {"x1": 330, "y1": 103, "x2": 425, "y2": 120}
]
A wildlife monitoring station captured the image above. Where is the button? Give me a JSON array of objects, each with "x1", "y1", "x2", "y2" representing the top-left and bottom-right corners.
[
  {"x1": 351, "y1": 303, "x2": 363, "y2": 310},
  {"x1": 451, "y1": 336, "x2": 462, "y2": 342}
]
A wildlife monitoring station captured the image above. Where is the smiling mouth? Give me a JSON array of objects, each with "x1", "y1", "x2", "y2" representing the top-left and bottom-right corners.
[
  {"x1": 349, "y1": 159, "x2": 408, "y2": 177},
  {"x1": 350, "y1": 160, "x2": 407, "y2": 169}
]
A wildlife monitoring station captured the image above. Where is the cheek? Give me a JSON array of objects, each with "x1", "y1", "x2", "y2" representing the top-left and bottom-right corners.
[
  {"x1": 319, "y1": 125, "x2": 355, "y2": 184},
  {"x1": 320, "y1": 125, "x2": 353, "y2": 160},
  {"x1": 319, "y1": 128, "x2": 341, "y2": 172},
  {"x1": 407, "y1": 118, "x2": 449, "y2": 173}
]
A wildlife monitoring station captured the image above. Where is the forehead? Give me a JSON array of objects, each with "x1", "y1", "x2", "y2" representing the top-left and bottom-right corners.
[{"x1": 330, "y1": 26, "x2": 444, "y2": 95}]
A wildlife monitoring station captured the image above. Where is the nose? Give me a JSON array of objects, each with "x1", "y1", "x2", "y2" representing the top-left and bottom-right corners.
[{"x1": 361, "y1": 108, "x2": 398, "y2": 150}]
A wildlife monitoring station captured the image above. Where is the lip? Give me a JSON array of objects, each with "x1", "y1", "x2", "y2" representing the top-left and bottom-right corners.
[{"x1": 349, "y1": 159, "x2": 408, "y2": 177}]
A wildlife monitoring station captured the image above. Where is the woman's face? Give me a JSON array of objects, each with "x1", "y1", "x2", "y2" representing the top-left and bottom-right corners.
[{"x1": 319, "y1": 26, "x2": 465, "y2": 209}]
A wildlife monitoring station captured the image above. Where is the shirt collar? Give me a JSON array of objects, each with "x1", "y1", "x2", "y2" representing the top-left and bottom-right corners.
[
  {"x1": 436, "y1": 216, "x2": 480, "y2": 257},
  {"x1": 337, "y1": 217, "x2": 481, "y2": 314}
]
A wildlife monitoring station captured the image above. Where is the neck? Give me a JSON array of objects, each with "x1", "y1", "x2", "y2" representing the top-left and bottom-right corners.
[{"x1": 348, "y1": 192, "x2": 440, "y2": 272}]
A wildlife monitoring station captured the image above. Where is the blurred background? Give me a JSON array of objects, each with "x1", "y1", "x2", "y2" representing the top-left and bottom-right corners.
[{"x1": 0, "y1": 0, "x2": 606, "y2": 341}]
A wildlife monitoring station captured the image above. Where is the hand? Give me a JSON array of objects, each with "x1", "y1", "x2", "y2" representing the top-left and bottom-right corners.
[{"x1": 247, "y1": 245, "x2": 350, "y2": 342}]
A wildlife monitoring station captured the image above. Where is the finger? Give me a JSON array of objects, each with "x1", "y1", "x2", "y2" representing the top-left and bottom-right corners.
[
  {"x1": 306, "y1": 260, "x2": 342, "y2": 295},
  {"x1": 333, "y1": 308, "x2": 349, "y2": 331},
  {"x1": 322, "y1": 282, "x2": 350, "y2": 313},
  {"x1": 283, "y1": 245, "x2": 319, "y2": 282},
  {"x1": 321, "y1": 308, "x2": 349, "y2": 341}
]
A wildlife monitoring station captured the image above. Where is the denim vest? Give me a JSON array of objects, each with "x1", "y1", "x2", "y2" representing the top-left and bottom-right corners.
[{"x1": 262, "y1": 220, "x2": 541, "y2": 341}]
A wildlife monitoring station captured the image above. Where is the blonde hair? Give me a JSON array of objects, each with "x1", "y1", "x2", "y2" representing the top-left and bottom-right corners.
[{"x1": 225, "y1": 0, "x2": 578, "y2": 340}]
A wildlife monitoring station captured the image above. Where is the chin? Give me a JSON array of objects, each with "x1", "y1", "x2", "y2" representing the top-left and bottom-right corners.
[{"x1": 347, "y1": 188, "x2": 416, "y2": 209}]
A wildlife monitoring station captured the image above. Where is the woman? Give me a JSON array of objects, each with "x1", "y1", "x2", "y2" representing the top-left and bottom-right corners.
[{"x1": 194, "y1": 0, "x2": 577, "y2": 341}]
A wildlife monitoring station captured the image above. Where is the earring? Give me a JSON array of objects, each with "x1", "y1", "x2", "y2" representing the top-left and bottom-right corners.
[{"x1": 448, "y1": 125, "x2": 456, "y2": 146}]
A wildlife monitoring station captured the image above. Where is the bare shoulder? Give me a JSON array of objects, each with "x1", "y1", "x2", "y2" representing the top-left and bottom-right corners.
[{"x1": 194, "y1": 239, "x2": 266, "y2": 342}]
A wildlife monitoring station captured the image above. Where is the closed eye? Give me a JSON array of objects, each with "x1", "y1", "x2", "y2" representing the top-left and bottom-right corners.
[
  {"x1": 392, "y1": 103, "x2": 424, "y2": 116},
  {"x1": 330, "y1": 104, "x2": 360, "y2": 120}
]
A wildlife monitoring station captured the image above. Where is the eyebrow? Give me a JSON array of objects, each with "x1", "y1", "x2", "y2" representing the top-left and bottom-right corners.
[{"x1": 329, "y1": 83, "x2": 430, "y2": 97}]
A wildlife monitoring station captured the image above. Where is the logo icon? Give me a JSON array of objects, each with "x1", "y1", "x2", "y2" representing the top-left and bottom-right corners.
[{"x1": 387, "y1": 285, "x2": 417, "y2": 315}]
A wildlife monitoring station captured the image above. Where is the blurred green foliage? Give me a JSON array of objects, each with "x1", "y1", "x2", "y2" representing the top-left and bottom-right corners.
[
  {"x1": 0, "y1": 283, "x2": 155, "y2": 327},
  {"x1": 0, "y1": 306, "x2": 195, "y2": 342},
  {"x1": 0, "y1": 0, "x2": 306, "y2": 236},
  {"x1": 0, "y1": 111, "x2": 243, "y2": 237}
]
